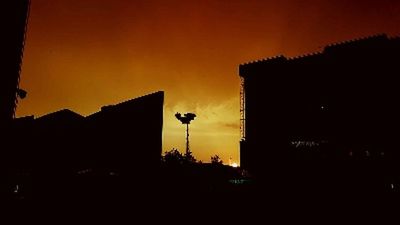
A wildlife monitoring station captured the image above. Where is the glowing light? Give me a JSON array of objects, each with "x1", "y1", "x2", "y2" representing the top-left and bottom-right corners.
[{"x1": 231, "y1": 162, "x2": 238, "y2": 168}]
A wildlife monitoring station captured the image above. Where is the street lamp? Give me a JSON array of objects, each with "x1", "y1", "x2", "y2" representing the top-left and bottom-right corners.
[{"x1": 175, "y1": 112, "x2": 196, "y2": 157}]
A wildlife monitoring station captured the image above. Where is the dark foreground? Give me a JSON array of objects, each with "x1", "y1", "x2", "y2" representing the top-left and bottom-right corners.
[{"x1": 2, "y1": 162, "x2": 400, "y2": 223}]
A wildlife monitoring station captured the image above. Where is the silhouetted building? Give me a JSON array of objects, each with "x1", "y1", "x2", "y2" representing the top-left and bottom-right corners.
[
  {"x1": 6, "y1": 91, "x2": 163, "y2": 191},
  {"x1": 34, "y1": 109, "x2": 85, "y2": 175},
  {"x1": 239, "y1": 34, "x2": 400, "y2": 190},
  {"x1": 0, "y1": 0, "x2": 30, "y2": 124},
  {"x1": 0, "y1": 3, "x2": 30, "y2": 189},
  {"x1": 0, "y1": 2, "x2": 30, "y2": 185},
  {"x1": 85, "y1": 91, "x2": 164, "y2": 175}
]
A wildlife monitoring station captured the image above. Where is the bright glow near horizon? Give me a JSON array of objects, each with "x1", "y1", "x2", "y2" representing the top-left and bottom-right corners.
[{"x1": 16, "y1": 0, "x2": 400, "y2": 164}]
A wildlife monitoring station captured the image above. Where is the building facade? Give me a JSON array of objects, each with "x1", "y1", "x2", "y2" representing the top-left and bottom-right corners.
[
  {"x1": 0, "y1": 0, "x2": 30, "y2": 124},
  {"x1": 6, "y1": 91, "x2": 164, "y2": 180},
  {"x1": 239, "y1": 35, "x2": 400, "y2": 191}
]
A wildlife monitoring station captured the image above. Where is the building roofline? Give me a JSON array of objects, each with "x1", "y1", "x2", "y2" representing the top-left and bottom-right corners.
[
  {"x1": 240, "y1": 33, "x2": 395, "y2": 69},
  {"x1": 36, "y1": 109, "x2": 84, "y2": 121},
  {"x1": 239, "y1": 55, "x2": 286, "y2": 66},
  {"x1": 87, "y1": 91, "x2": 164, "y2": 118},
  {"x1": 109, "y1": 91, "x2": 164, "y2": 108}
]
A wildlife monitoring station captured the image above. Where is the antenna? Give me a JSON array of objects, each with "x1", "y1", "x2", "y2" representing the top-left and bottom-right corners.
[{"x1": 175, "y1": 112, "x2": 196, "y2": 157}]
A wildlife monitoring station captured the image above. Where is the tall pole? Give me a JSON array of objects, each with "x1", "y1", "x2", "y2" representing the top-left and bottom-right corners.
[
  {"x1": 175, "y1": 112, "x2": 196, "y2": 157},
  {"x1": 186, "y1": 123, "x2": 190, "y2": 156}
]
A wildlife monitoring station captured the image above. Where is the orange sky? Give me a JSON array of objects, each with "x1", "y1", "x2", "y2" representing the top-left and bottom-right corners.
[{"x1": 17, "y1": 0, "x2": 400, "y2": 164}]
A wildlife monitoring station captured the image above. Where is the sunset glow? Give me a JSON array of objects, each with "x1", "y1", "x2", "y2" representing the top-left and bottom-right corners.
[{"x1": 16, "y1": 0, "x2": 400, "y2": 163}]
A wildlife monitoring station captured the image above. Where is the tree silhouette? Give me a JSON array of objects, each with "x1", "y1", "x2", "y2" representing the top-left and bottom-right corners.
[
  {"x1": 211, "y1": 155, "x2": 223, "y2": 165},
  {"x1": 184, "y1": 150, "x2": 197, "y2": 164},
  {"x1": 162, "y1": 148, "x2": 197, "y2": 166},
  {"x1": 163, "y1": 148, "x2": 185, "y2": 166}
]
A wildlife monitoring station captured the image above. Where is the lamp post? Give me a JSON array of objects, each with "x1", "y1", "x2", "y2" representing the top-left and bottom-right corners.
[{"x1": 175, "y1": 112, "x2": 196, "y2": 157}]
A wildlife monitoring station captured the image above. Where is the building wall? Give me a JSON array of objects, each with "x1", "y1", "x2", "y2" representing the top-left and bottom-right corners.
[
  {"x1": 0, "y1": 0, "x2": 30, "y2": 123},
  {"x1": 2, "y1": 91, "x2": 163, "y2": 199},
  {"x1": 6, "y1": 92, "x2": 163, "y2": 178},
  {"x1": 239, "y1": 35, "x2": 400, "y2": 180},
  {"x1": 85, "y1": 91, "x2": 164, "y2": 175}
]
